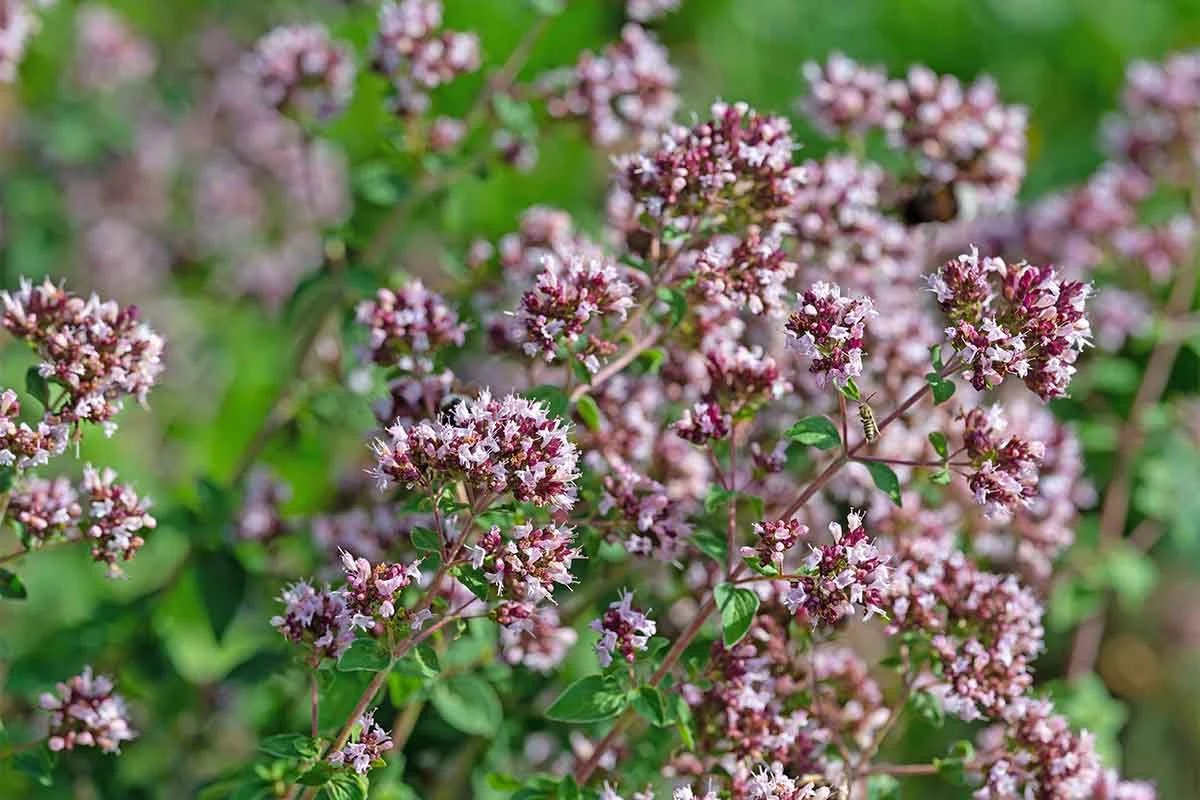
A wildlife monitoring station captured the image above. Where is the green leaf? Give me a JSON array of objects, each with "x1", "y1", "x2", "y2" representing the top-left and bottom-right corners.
[
  {"x1": 452, "y1": 566, "x2": 490, "y2": 600},
  {"x1": 929, "y1": 344, "x2": 944, "y2": 371},
  {"x1": 908, "y1": 689, "x2": 945, "y2": 728},
  {"x1": 655, "y1": 287, "x2": 687, "y2": 328},
  {"x1": 928, "y1": 431, "x2": 949, "y2": 459},
  {"x1": 431, "y1": 674, "x2": 502, "y2": 735},
  {"x1": 925, "y1": 372, "x2": 956, "y2": 404},
  {"x1": 930, "y1": 466, "x2": 952, "y2": 486},
  {"x1": 492, "y1": 94, "x2": 536, "y2": 139},
  {"x1": 635, "y1": 348, "x2": 665, "y2": 375},
  {"x1": 867, "y1": 775, "x2": 900, "y2": 800},
  {"x1": 714, "y1": 582, "x2": 759, "y2": 646},
  {"x1": 839, "y1": 377, "x2": 862, "y2": 401},
  {"x1": 526, "y1": 385, "x2": 569, "y2": 420},
  {"x1": 632, "y1": 686, "x2": 670, "y2": 727},
  {"x1": 338, "y1": 639, "x2": 391, "y2": 672},
  {"x1": 544, "y1": 675, "x2": 628, "y2": 723},
  {"x1": 575, "y1": 395, "x2": 602, "y2": 432},
  {"x1": 933, "y1": 740, "x2": 976, "y2": 786},
  {"x1": 1097, "y1": 544, "x2": 1157, "y2": 610},
  {"x1": 785, "y1": 416, "x2": 840, "y2": 450},
  {"x1": 321, "y1": 771, "x2": 370, "y2": 800},
  {"x1": 0, "y1": 568, "x2": 27, "y2": 600},
  {"x1": 691, "y1": 528, "x2": 728, "y2": 563},
  {"x1": 556, "y1": 775, "x2": 583, "y2": 800},
  {"x1": 24, "y1": 366, "x2": 50, "y2": 410},
  {"x1": 409, "y1": 526, "x2": 441, "y2": 554},
  {"x1": 863, "y1": 461, "x2": 902, "y2": 506},
  {"x1": 704, "y1": 485, "x2": 736, "y2": 513},
  {"x1": 258, "y1": 733, "x2": 323, "y2": 760},
  {"x1": 195, "y1": 548, "x2": 247, "y2": 643},
  {"x1": 12, "y1": 748, "x2": 56, "y2": 786}
]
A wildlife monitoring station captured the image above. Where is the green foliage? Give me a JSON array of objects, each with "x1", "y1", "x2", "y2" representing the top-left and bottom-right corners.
[
  {"x1": 545, "y1": 675, "x2": 628, "y2": 723},
  {"x1": 785, "y1": 416, "x2": 841, "y2": 450},
  {"x1": 431, "y1": 674, "x2": 503, "y2": 735},
  {"x1": 714, "y1": 582, "x2": 759, "y2": 647},
  {"x1": 863, "y1": 461, "x2": 903, "y2": 506}
]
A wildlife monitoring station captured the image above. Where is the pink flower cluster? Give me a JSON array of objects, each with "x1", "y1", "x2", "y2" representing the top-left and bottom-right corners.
[
  {"x1": 356, "y1": 281, "x2": 467, "y2": 369},
  {"x1": 975, "y1": 697, "x2": 1100, "y2": 799},
  {"x1": 927, "y1": 248, "x2": 1092, "y2": 401},
  {"x1": 7, "y1": 475, "x2": 81, "y2": 543},
  {"x1": 472, "y1": 522, "x2": 582, "y2": 603},
  {"x1": 887, "y1": 533, "x2": 1044, "y2": 721},
  {"x1": 327, "y1": 709, "x2": 394, "y2": 774},
  {"x1": 270, "y1": 581, "x2": 356, "y2": 661},
  {"x1": 340, "y1": 550, "x2": 422, "y2": 633},
  {"x1": 250, "y1": 24, "x2": 355, "y2": 119},
  {"x1": 704, "y1": 342, "x2": 790, "y2": 410},
  {"x1": 743, "y1": 518, "x2": 808, "y2": 568},
  {"x1": 1104, "y1": 50, "x2": 1200, "y2": 183},
  {"x1": 519, "y1": 253, "x2": 636, "y2": 372},
  {"x1": 600, "y1": 457, "x2": 693, "y2": 560},
  {"x1": 498, "y1": 605, "x2": 578, "y2": 673},
  {"x1": 40, "y1": 666, "x2": 136, "y2": 754},
  {"x1": 0, "y1": 388, "x2": 68, "y2": 469},
  {"x1": 784, "y1": 511, "x2": 890, "y2": 627},
  {"x1": 369, "y1": 390, "x2": 581, "y2": 509},
  {"x1": 626, "y1": 0, "x2": 681, "y2": 23},
  {"x1": 692, "y1": 226, "x2": 797, "y2": 316},
  {"x1": 542, "y1": 24, "x2": 679, "y2": 148},
  {"x1": 790, "y1": 155, "x2": 916, "y2": 280},
  {"x1": 800, "y1": 52, "x2": 890, "y2": 137},
  {"x1": 79, "y1": 464, "x2": 157, "y2": 578},
  {"x1": 672, "y1": 401, "x2": 731, "y2": 445},
  {"x1": 784, "y1": 282, "x2": 876, "y2": 388},
  {"x1": 885, "y1": 67, "x2": 1028, "y2": 205},
  {"x1": 592, "y1": 590, "x2": 656, "y2": 668},
  {"x1": 1, "y1": 278, "x2": 165, "y2": 432},
  {"x1": 962, "y1": 405, "x2": 1046, "y2": 521},
  {"x1": 371, "y1": 0, "x2": 481, "y2": 116},
  {"x1": 618, "y1": 101, "x2": 804, "y2": 226}
]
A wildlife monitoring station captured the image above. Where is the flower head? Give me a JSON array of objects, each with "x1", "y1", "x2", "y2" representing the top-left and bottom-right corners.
[
  {"x1": 371, "y1": 0, "x2": 480, "y2": 116},
  {"x1": 498, "y1": 604, "x2": 578, "y2": 673},
  {"x1": 785, "y1": 282, "x2": 877, "y2": 388},
  {"x1": 251, "y1": 24, "x2": 355, "y2": 118},
  {"x1": 784, "y1": 511, "x2": 890, "y2": 627},
  {"x1": 80, "y1": 464, "x2": 156, "y2": 578},
  {"x1": 800, "y1": 52, "x2": 890, "y2": 137},
  {"x1": 743, "y1": 518, "x2": 808, "y2": 567},
  {"x1": 0, "y1": 388, "x2": 68, "y2": 469},
  {"x1": 327, "y1": 709, "x2": 393, "y2": 774},
  {"x1": 40, "y1": 667, "x2": 136, "y2": 754},
  {"x1": 1, "y1": 278, "x2": 165, "y2": 433},
  {"x1": 692, "y1": 226, "x2": 798, "y2": 316},
  {"x1": 340, "y1": 551, "x2": 422, "y2": 633},
  {"x1": 473, "y1": 522, "x2": 582, "y2": 604},
  {"x1": 369, "y1": 390, "x2": 581, "y2": 510},
  {"x1": 356, "y1": 281, "x2": 466, "y2": 369},
  {"x1": 8, "y1": 475, "x2": 81, "y2": 546},
  {"x1": 270, "y1": 581, "x2": 356, "y2": 661},
  {"x1": 961, "y1": 405, "x2": 1045, "y2": 520},
  {"x1": 592, "y1": 590, "x2": 656, "y2": 668}
]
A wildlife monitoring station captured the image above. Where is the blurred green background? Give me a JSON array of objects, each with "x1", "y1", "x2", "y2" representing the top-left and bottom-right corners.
[{"x1": 3, "y1": 0, "x2": 1200, "y2": 797}]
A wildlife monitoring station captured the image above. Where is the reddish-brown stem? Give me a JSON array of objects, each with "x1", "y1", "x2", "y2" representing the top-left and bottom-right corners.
[
  {"x1": 726, "y1": 425, "x2": 739, "y2": 580},
  {"x1": 853, "y1": 455, "x2": 945, "y2": 468},
  {"x1": 574, "y1": 370, "x2": 954, "y2": 786},
  {"x1": 0, "y1": 537, "x2": 74, "y2": 565},
  {"x1": 1066, "y1": 264, "x2": 1197, "y2": 680},
  {"x1": 310, "y1": 672, "x2": 319, "y2": 739},
  {"x1": 569, "y1": 329, "x2": 662, "y2": 403}
]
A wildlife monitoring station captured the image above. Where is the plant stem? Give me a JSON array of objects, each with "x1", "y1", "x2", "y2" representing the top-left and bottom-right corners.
[
  {"x1": 1066, "y1": 262, "x2": 1197, "y2": 680},
  {"x1": 569, "y1": 329, "x2": 662, "y2": 403}
]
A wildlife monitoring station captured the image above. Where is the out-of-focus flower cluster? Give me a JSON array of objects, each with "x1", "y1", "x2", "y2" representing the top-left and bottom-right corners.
[
  {"x1": 371, "y1": 0, "x2": 481, "y2": 117},
  {"x1": 39, "y1": 666, "x2": 136, "y2": 754}
]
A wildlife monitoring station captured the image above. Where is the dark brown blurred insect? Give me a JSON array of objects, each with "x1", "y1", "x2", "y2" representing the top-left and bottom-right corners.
[
  {"x1": 901, "y1": 180, "x2": 959, "y2": 225},
  {"x1": 858, "y1": 392, "x2": 880, "y2": 442}
]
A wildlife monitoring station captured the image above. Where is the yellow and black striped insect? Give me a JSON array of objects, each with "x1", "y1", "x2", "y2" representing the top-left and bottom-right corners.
[{"x1": 857, "y1": 392, "x2": 880, "y2": 442}]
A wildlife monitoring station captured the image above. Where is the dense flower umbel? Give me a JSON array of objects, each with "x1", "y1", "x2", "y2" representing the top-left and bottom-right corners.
[
  {"x1": 1104, "y1": 50, "x2": 1200, "y2": 183},
  {"x1": 885, "y1": 66, "x2": 1028, "y2": 206},
  {"x1": 234, "y1": 468, "x2": 292, "y2": 544},
  {"x1": 369, "y1": 390, "x2": 581, "y2": 509},
  {"x1": 927, "y1": 248, "x2": 1092, "y2": 401},
  {"x1": 618, "y1": 100, "x2": 805, "y2": 227},
  {"x1": 974, "y1": 697, "x2": 1101, "y2": 800},
  {"x1": 371, "y1": 0, "x2": 480, "y2": 116},
  {"x1": 271, "y1": 581, "x2": 356, "y2": 661},
  {"x1": 1, "y1": 278, "x2": 165, "y2": 433},
  {"x1": 472, "y1": 523, "x2": 582, "y2": 603},
  {"x1": 961, "y1": 405, "x2": 1045, "y2": 520},
  {"x1": 8, "y1": 475, "x2": 81, "y2": 546},
  {"x1": 1091, "y1": 768, "x2": 1158, "y2": 800},
  {"x1": 784, "y1": 511, "x2": 890, "y2": 627},
  {"x1": 692, "y1": 226, "x2": 798, "y2": 316},
  {"x1": 519, "y1": 253, "x2": 636, "y2": 372},
  {"x1": 541, "y1": 24, "x2": 678, "y2": 148},
  {"x1": 886, "y1": 533, "x2": 1044, "y2": 721},
  {"x1": 250, "y1": 24, "x2": 355, "y2": 119},
  {"x1": 498, "y1": 604, "x2": 578, "y2": 672},
  {"x1": 327, "y1": 709, "x2": 394, "y2": 774},
  {"x1": 340, "y1": 551, "x2": 421, "y2": 633},
  {"x1": 81, "y1": 464, "x2": 156, "y2": 578},
  {"x1": 592, "y1": 590, "x2": 656, "y2": 668},
  {"x1": 743, "y1": 519, "x2": 808, "y2": 568},
  {"x1": 356, "y1": 281, "x2": 467, "y2": 368},
  {"x1": 747, "y1": 762, "x2": 841, "y2": 800},
  {"x1": 789, "y1": 155, "x2": 916, "y2": 280},
  {"x1": 0, "y1": 388, "x2": 68, "y2": 468},
  {"x1": 800, "y1": 52, "x2": 890, "y2": 138},
  {"x1": 785, "y1": 283, "x2": 877, "y2": 388},
  {"x1": 672, "y1": 401, "x2": 731, "y2": 445},
  {"x1": 704, "y1": 342, "x2": 790, "y2": 410},
  {"x1": 600, "y1": 457, "x2": 692, "y2": 560},
  {"x1": 40, "y1": 667, "x2": 136, "y2": 754}
]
